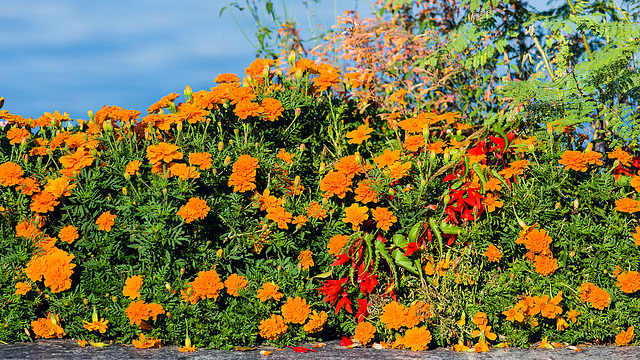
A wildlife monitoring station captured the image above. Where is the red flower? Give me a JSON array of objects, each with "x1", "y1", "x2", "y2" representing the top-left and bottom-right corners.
[
  {"x1": 286, "y1": 346, "x2": 316, "y2": 353},
  {"x1": 336, "y1": 293, "x2": 353, "y2": 314},
  {"x1": 340, "y1": 337, "x2": 353, "y2": 347},
  {"x1": 319, "y1": 278, "x2": 346, "y2": 306},
  {"x1": 404, "y1": 242, "x2": 419, "y2": 256},
  {"x1": 355, "y1": 299, "x2": 369, "y2": 323}
]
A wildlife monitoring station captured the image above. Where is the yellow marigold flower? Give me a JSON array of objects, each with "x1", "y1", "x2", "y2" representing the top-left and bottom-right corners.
[
  {"x1": 224, "y1": 273, "x2": 248, "y2": 297},
  {"x1": 533, "y1": 255, "x2": 558, "y2": 276},
  {"x1": 484, "y1": 244, "x2": 502, "y2": 262},
  {"x1": 176, "y1": 197, "x2": 210, "y2": 223},
  {"x1": 303, "y1": 310, "x2": 328, "y2": 334},
  {"x1": 342, "y1": 203, "x2": 369, "y2": 231},
  {"x1": 616, "y1": 270, "x2": 640, "y2": 294},
  {"x1": 95, "y1": 211, "x2": 116, "y2": 232},
  {"x1": 298, "y1": 250, "x2": 314, "y2": 271},
  {"x1": 281, "y1": 296, "x2": 311, "y2": 324},
  {"x1": 259, "y1": 314, "x2": 288, "y2": 340},
  {"x1": 608, "y1": 147, "x2": 633, "y2": 166},
  {"x1": 327, "y1": 234, "x2": 350, "y2": 256},
  {"x1": 616, "y1": 326, "x2": 635, "y2": 346},
  {"x1": 122, "y1": 275, "x2": 143, "y2": 300},
  {"x1": 354, "y1": 322, "x2": 376, "y2": 345},
  {"x1": 380, "y1": 301, "x2": 409, "y2": 330},
  {"x1": 402, "y1": 326, "x2": 431, "y2": 351},
  {"x1": 615, "y1": 197, "x2": 640, "y2": 213},
  {"x1": 14, "y1": 282, "x2": 31, "y2": 296},
  {"x1": 257, "y1": 282, "x2": 283, "y2": 302}
]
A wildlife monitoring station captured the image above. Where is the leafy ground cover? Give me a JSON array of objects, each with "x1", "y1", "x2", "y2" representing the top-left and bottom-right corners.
[{"x1": 2, "y1": 0, "x2": 640, "y2": 353}]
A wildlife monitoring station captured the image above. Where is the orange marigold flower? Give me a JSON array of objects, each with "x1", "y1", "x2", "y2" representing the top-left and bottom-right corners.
[
  {"x1": 354, "y1": 321, "x2": 376, "y2": 345},
  {"x1": 484, "y1": 244, "x2": 502, "y2": 262},
  {"x1": 215, "y1": 73, "x2": 240, "y2": 83},
  {"x1": 30, "y1": 191, "x2": 59, "y2": 213},
  {"x1": 425, "y1": 141, "x2": 446, "y2": 154},
  {"x1": 380, "y1": 301, "x2": 409, "y2": 330},
  {"x1": 533, "y1": 255, "x2": 558, "y2": 276},
  {"x1": 176, "y1": 197, "x2": 210, "y2": 223},
  {"x1": 125, "y1": 160, "x2": 141, "y2": 175},
  {"x1": 403, "y1": 134, "x2": 425, "y2": 152},
  {"x1": 58, "y1": 225, "x2": 78, "y2": 244},
  {"x1": 123, "y1": 275, "x2": 144, "y2": 300},
  {"x1": 374, "y1": 149, "x2": 401, "y2": 168},
  {"x1": 224, "y1": 273, "x2": 248, "y2": 297},
  {"x1": 498, "y1": 165, "x2": 524, "y2": 179},
  {"x1": 253, "y1": 189, "x2": 281, "y2": 211},
  {"x1": 228, "y1": 154, "x2": 259, "y2": 193},
  {"x1": 44, "y1": 177, "x2": 75, "y2": 199},
  {"x1": 303, "y1": 310, "x2": 328, "y2": 334},
  {"x1": 146, "y1": 142, "x2": 183, "y2": 164},
  {"x1": 298, "y1": 249, "x2": 314, "y2": 271},
  {"x1": 31, "y1": 313, "x2": 65, "y2": 339},
  {"x1": 472, "y1": 312, "x2": 488, "y2": 328},
  {"x1": 257, "y1": 282, "x2": 283, "y2": 302},
  {"x1": 17, "y1": 177, "x2": 41, "y2": 196},
  {"x1": 266, "y1": 205, "x2": 293, "y2": 229},
  {"x1": 7, "y1": 127, "x2": 30, "y2": 145},
  {"x1": 259, "y1": 314, "x2": 288, "y2": 340},
  {"x1": 580, "y1": 282, "x2": 611, "y2": 310},
  {"x1": 292, "y1": 215, "x2": 308, "y2": 226},
  {"x1": 608, "y1": 147, "x2": 633, "y2": 166},
  {"x1": 342, "y1": 203, "x2": 369, "y2": 231},
  {"x1": 307, "y1": 201, "x2": 328, "y2": 219},
  {"x1": 83, "y1": 318, "x2": 109, "y2": 333},
  {"x1": 234, "y1": 100, "x2": 262, "y2": 119},
  {"x1": 192, "y1": 269, "x2": 225, "y2": 301},
  {"x1": 319, "y1": 170, "x2": 351, "y2": 198},
  {"x1": 189, "y1": 152, "x2": 212, "y2": 170},
  {"x1": 616, "y1": 270, "x2": 640, "y2": 294},
  {"x1": 0, "y1": 161, "x2": 24, "y2": 187},
  {"x1": 95, "y1": 211, "x2": 116, "y2": 231},
  {"x1": 566, "y1": 309, "x2": 580, "y2": 323},
  {"x1": 483, "y1": 193, "x2": 503, "y2": 212},
  {"x1": 276, "y1": 148, "x2": 295, "y2": 163},
  {"x1": 354, "y1": 180, "x2": 379, "y2": 204},
  {"x1": 281, "y1": 296, "x2": 311, "y2": 324},
  {"x1": 261, "y1": 98, "x2": 284, "y2": 122},
  {"x1": 516, "y1": 228, "x2": 552, "y2": 255},
  {"x1": 14, "y1": 281, "x2": 31, "y2": 295},
  {"x1": 484, "y1": 177, "x2": 502, "y2": 192},
  {"x1": 245, "y1": 58, "x2": 275, "y2": 79},
  {"x1": 346, "y1": 124, "x2": 373, "y2": 144},
  {"x1": 616, "y1": 326, "x2": 635, "y2": 346},
  {"x1": 371, "y1": 207, "x2": 396, "y2": 231},
  {"x1": 558, "y1": 150, "x2": 588, "y2": 171},
  {"x1": 615, "y1": 197, "x2": 640, "y2": 213},
  {"x1": 167, "y1": 162, "x2": 201, "y2": 180},
  {"x1": 386, "y1": 161, "x2": 412, "y2": 180},
  {"x1": 312, "y1": 63, "x2": 340, "y2": 91},
  {"x1": 402, "y1": 326, "x2": 431, "y2": 351},
  {"x1": 132, "y1": 333, "x2": 162, "y2": 349},
  {"x1": 125, "y1": 300, "x2": 165, "y2": 326},
  {"x1": 16, "y1": 220, "x2": 42, "y2": 240},
  {"x1": 335, "y1": 155, "x2": 369, "y2": 178},
  {"x1": 147, "y1": 92, "x2": 179, "y2": 114},
  {"x1": 59, "y1": 149, "x2": 95, "y2": 171},
  {"x1": 327, "y1": 234, "x2": 350, "y2": 256}
]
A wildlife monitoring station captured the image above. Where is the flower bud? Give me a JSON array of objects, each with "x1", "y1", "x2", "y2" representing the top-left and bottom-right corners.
[
  {"x1": 295, "y1": 69, "x2": 304, "y2": 81},
  {"x1": 124, "y1": 172, "x2": 131, "y2": 181},
  {"x1": 287, "y1": 50, "x2": 296, "y2": 65},
  {"x1": 224, "y1": 156, "x2": 231, "y2": 166},
  {"x1": 299, "y1": 143, "x2": 306, "y2": 152},
  {"x1": 184, "y1": 85, "x2": 193, "y2": 100},
  {"x1": 22, "y1": 154, "x2": 29, "y2": 164},
  {"x1": 262, "y1": 65, "x2": 270, "y2": 80},
  {"x1": 122, "y1": 186, "x2": 127, "y2": 195},
  {"x1": 242, "y1": 77, "x2": 252, "y2": 88},
  {"x1": 216, "y1": 249, "x2": 223, "y2": 258},
  {"x1": 180, "y1": 268, "x2": 185, "y2": 276},
  {"x1": 218, "y1": 142, "x2": 224, "y2": 151},
  {"x1": 90, "y1": 148, "x2": 98, "y2": 157},
  {"x1": 162, "y1": 188, "x2": 167, "y2": 196},
  {"x1": 295, "y1": 108, "x2": 301, "y2": 117},
  {"x1": 87, "y1": 110, "x2": 94, "y2": 121},
  {"x1": 83, "y1": 298, "x2": 89, "y2": 305},
  {"x1": 165, "y1": 283, "x2": 171, "y2": 291},
  {"x1": 176, "y1": 121, "x2": 183, "y2": 133}
]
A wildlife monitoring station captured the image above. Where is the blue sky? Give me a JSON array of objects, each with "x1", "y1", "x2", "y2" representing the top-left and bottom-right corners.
[{"x1": 1, "y1": 0, "x2": 550, "y2": 121}]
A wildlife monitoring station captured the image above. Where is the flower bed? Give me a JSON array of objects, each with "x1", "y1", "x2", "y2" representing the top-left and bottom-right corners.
[{"x1": 0, "y1": 52, "x2": 639, "y2": 352}]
